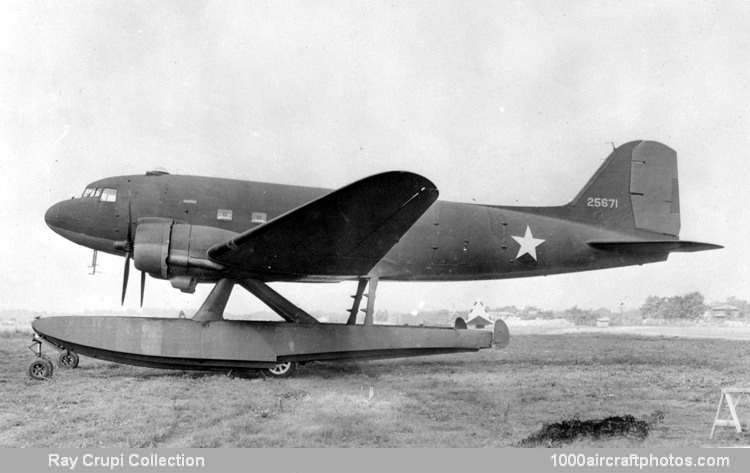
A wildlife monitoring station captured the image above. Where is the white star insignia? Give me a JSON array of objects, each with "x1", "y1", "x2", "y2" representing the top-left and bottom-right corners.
[{"x1": 511, "y1": 225, "x2": 545, "y2": 261}]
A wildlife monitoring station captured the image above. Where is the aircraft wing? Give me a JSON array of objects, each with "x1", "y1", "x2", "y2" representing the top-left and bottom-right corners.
[
  {"x1": 207, "y1": 171, "x2": 438, "y2": 277},
  {"x1": 588, "y1": 240, "x2": 723, "y2": 254}
]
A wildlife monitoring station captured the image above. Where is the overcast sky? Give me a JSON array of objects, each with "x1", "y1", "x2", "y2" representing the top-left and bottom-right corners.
[{"x1": 0, "y1": 0, "x2": 747, "y2": 316}]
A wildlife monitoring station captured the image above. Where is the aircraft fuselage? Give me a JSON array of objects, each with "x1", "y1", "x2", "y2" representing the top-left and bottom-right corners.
[{"x1": 45, "y1": 172, "x2": 673, "y2": 285}]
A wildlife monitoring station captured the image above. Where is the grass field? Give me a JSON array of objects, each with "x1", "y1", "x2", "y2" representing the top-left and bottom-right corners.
[{"x1": 1, "y1": 329, "x2": 749, "y2": 448}]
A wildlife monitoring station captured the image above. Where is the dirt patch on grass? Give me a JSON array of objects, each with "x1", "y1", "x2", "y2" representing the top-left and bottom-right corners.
[{"x1": 519, "y1": 414, "x2": 661, "y2": 447}]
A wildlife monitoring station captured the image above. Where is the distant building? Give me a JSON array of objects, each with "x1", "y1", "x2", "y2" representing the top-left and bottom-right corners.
[
  {"x1": 709, "y1": 304, "x2": 739, "y2": 319},
  {"x1": 596, "y1": 317, "x2": 611, "y2": 328},
  {"x1": 467, "y1": 315, "x2": 492, "y2": 329}
]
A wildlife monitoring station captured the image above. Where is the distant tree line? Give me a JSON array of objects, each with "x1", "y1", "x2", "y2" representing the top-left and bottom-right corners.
[
  {"x1": 494, "y1": 304, "x2": 599, "y2": 325},
  {"x1": 639, "y1": 292, "x2": 706, "y2": 320},
  {"x1": 495, "y1": 305, "x2": 554, "y2": 320},
  {"x1": 334, "y1": 293, "x2": 749, "y2": 327},
  {"x1": 560, "y1": 306, "x2": 600, "y2": 326}
]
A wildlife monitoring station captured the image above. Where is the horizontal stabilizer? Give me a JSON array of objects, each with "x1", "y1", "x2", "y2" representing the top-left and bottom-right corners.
[
  {"x1": 208, "y1": 171, "x2": 439, "y2": 277},
  {"x1": 588, "y1": 240, "x2": 723, "y2": 254}
]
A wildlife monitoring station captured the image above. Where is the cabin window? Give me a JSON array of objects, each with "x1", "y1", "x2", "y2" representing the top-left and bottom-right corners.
[
  {"x1": 100, "y1": 188, "x2": 118, "y2": 202},
  {"x1": 82, "y1": 187, "x2": 96, "y2": 198},
  {"x1": 217, "y1": 209, "x2": 233, "y2": 221}
]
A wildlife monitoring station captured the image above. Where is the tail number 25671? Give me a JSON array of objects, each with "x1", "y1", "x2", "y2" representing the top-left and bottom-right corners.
[{"x1": 587, "y1": 197, "x2": 619, "y2": 208}]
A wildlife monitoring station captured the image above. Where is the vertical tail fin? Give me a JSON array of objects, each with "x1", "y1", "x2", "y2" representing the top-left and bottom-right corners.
[{"x1": 567, "y1": 141, "x2": 680, "y2": 236}]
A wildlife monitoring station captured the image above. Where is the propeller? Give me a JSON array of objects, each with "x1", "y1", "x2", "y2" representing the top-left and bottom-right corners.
[
  {"x1": 120, "y1": 191, "x2": 146, "y2": 307},
  {"x1": 121, "y1": 251, "x2": 130, "y2": 305},
  {"x1": 140, "y1": 271, "x2": 146, "y2": 307}
]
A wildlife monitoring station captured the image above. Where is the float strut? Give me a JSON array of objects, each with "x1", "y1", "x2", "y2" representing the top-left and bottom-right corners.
[
  {"x1": 363, "y1": 277, "x2": 379, "y2": 326},
  {"x1": 239, "y1": 279, "x2": 319, "y2": 324},
  {"x1": 192, "y1": 279, "x2": 235, "y2": 322}
]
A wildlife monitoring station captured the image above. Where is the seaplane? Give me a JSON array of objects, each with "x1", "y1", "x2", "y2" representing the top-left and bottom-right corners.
[{"x1": 29, "y1": 140, "x2": 721, "y2": 379}]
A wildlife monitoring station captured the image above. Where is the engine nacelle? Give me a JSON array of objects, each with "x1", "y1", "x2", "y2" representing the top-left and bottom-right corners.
[{"x1": 133, "y1": 221, "x2": 237, "y2": 291}]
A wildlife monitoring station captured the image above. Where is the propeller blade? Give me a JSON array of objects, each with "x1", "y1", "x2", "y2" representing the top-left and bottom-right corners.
[
  {"x1": 120, "y1": 190, "x2": 135, "y2": 306},
  {"x1": 121, "y1": 253, "x2": 131, "y2": 305},
  {"x1": 139, "y1": 271, "x2": 146, "y2": 308}
]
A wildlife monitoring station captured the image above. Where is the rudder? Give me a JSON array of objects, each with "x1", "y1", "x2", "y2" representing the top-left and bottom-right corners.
[{"x1": 567, "y1": 141, "x2": 680, "y2": 236}]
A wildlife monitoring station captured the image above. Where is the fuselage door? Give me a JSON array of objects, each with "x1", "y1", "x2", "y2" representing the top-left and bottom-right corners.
[{"x1": 433, "y1": 203, "x2": 468, "y2": 265}]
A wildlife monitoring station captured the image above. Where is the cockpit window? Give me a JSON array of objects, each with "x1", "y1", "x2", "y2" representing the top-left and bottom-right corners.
[
  {"x1": 100, "y1": 188, "x2": 117, "y2": 202},
  {"x1": 93, "y1": 188, "x2": 103, "y2": 198},
  {"x1": 82, "y1": 187, "x2": 95, "y2": 198}
]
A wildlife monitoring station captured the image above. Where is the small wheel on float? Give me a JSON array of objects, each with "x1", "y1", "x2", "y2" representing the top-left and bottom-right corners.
[
  {"x1": 28, "y1": 357, "x2": 54, "y2": 380},
  {"x1": 261, "y1": 362, "x2": 297, "y2": 379},
  {"x1": 58, "y1": 351, "x2": 79, "y2": 369}
]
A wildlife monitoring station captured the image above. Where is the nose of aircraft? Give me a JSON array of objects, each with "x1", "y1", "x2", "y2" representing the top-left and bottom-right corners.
[
  {"x1": 44, "y1": 197, "x2": 102, "y2": 249},
  {"x1": 44, "y1": 201, "x2": 62, "y2": 229}
]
